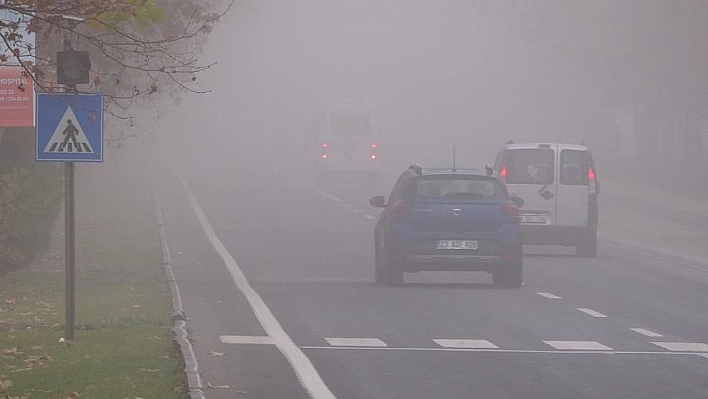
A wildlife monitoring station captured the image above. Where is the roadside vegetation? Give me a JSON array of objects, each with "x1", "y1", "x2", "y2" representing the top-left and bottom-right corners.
[{"x1": 0, "y1": 150, "x2": 185, "y2": 399}]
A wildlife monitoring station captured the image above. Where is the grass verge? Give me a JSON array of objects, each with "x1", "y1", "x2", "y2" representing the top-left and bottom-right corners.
[{"x1": 0, "y1": 150, "x2": 186, "y2": 399}]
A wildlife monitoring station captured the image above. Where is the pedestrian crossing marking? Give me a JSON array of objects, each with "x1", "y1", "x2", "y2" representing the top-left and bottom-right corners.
[
  {"x1": 543, "y1": 341, "x2": 613, "y2": 351},
  {"x1": 651, "y1": 342, "x2": 708, "y2": 352},
  {"x1": 433, "y1": 339, "x2": 499, "y2": 349},
  {"x1": 325, "y1": 338, "x2": 387, "y2": 347},
  {"x1": 43, "y1": 105, "x2": 94, "y2": 154}
]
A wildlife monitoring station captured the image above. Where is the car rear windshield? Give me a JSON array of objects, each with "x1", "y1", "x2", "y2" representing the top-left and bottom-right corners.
[
  {"x1": 496, "y1": 149, "x2": 554, "y2": 185},
  {"x1": 411, "y1": 176, "x2": 505, "y2": 200},
  {"x1": 560, "y1": 149, "x2": 593, "y2": 185}
]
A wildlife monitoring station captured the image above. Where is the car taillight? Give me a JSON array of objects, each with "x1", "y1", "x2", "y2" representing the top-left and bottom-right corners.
[
  {"x1": 500, "y1": 166, "x2": 507, "y2": 183},
  {"x1": 370, "y1": 143, "x2": 378, "y2": 161},
  {"x1": 389, "y1": 200, "x2": 412, "y2": 219},
  {"x1": 501, "y1": 203, "x2": 520, "y2": 219},
  {"x1": 321, "y1": 143, "x2": 328, "y2": 160},
  {"x1": 588, "y1": 167, "x2": 597, "y2": 194}
]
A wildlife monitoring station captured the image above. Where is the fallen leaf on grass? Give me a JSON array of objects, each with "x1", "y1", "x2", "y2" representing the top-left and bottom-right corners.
[
  {"x1": 4, "y1": 298, "x2": 16, "y2": 305},
  {"x1": 207, "y1": 382, "x2": 230, "y2": 389},
  {"x1": 138, "y1": 368, "x2": 162, "y2": 373},
  {"x1": 209, "y1": 351, "x2": 224, "y2": 356},
  {"x1": 0, "y1": 379, "x2": 12, "y2": 389}
]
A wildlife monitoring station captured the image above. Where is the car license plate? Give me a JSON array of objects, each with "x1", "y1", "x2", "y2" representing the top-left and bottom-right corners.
[
  {"x1": 520, "y1": 214, "x2": 549, "y2": 224},
  {"x1": 437, "y1": 240, "x2": 478, "y2": 250}
]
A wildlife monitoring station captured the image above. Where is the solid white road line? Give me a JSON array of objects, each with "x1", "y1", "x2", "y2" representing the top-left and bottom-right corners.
[
  {"x1": 364, "y1": 215, "x2": 377, "y2": 220},
  {"x1": 325, "y1": 338, "x2": 387, "y2": 347},
  {"x1": 577, "y1": 308, "x2": 608, "y2": 318},
  {"x1": 300, "y1": 346, "x2": 706, "y2": 357},
  {"x1": 698, "y1": 353, "x2": 708, "y2": 360},
  {"x1": 220, "y1": 335, "x2": 276, "y2": 345},
  {"x1": 651, "y1": 342, "x2": 708, "y2": 352},
  {"x1": 630, "y1": 328, "x2": 663, "y2": 338},
  {"x1": 433, "y1": 339, "x2": 499, "y2": 349},
  {"x1": 536, "y1": 292, "x2": 562, "y2": 299},
  {"x1": 544, "y1": 341, "x2": 613, "y2": 351},
  {"x1": 179, "y1": 174, "x2": 337, "y2": 399}
]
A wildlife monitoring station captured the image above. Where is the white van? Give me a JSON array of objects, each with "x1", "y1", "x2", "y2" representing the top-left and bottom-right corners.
[{"x1": 492, "y1": 143, "x2": 599, "y2": 257}]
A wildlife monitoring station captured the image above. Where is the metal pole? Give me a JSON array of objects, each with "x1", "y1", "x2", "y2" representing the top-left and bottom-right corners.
[{"x1": 64, "y1": 161, "x2": 75, "y2": 341}]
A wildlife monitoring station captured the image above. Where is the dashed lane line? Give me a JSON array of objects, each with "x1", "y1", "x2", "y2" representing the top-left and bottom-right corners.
[
  {"x1": 536, "y1": 292, "x2": 562, "y2": 299},
  {"x1": 630, "y1": 328, "x2": 663, "y2": 338},
  {"x1": 289, "y1": 176, "x2": 379, "y2": 221},
  {"x1": 179, "y1": 174, "x2": 337, "y2": 399},
  {"x1": 577, "y1": 308, "x2": 608, "y2": 318}
]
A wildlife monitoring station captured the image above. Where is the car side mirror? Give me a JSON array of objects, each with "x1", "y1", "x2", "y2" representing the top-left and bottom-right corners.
[
  {"x1": 510, "y1": 196, "x2": 524, "y2": 208},
  {"x1": 369, "y1": 196, "x2": 386, "y2": 208}
]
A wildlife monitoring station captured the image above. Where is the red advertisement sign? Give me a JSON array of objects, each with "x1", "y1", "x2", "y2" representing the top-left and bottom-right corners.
[{"x1": 0, "y1": 66, "x2": 34, "y2": 127}]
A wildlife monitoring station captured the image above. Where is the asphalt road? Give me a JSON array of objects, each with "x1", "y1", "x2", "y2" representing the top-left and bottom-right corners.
[{"x1": 152, "y1": 154, "x2": 708, "y2": 399}]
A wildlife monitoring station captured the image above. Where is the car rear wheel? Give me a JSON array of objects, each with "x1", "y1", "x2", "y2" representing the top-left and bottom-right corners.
[
  {"x1": 374, "y1": 238, "x2": 384, "y2": 284},
  {"x1": 493, "y1": 256, "x2": 523, "y2": 288},
  {"x1": 575, "y1": 230, "x2": 597, "y2": 258}
]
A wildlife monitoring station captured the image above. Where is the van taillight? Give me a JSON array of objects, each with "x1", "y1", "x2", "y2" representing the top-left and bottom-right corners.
[
  {"x1": 588, "y1": 167, "x2": 597, "y2": 194},
  {"x1": 321, "y1": 143, "x2": 328, "y2": 160},
  {"x1": 389, "y1": 200, "x2": 412, "y2": 219},
  {"x1": 370, "y1": 143, "x2": 378, "y2": 160},
  {"x1": 501, "y1": 203, "x2": 520, "y2": 219},
  {"x1": 500, "y1": 166, "x2": 508, "y2": 183}
]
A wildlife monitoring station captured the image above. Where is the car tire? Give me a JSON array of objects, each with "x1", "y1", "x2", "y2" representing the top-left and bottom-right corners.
[
  {"x1": 493, "y1": 255, "x2": 523, "y2": 288},
  {"x1": 374, "y1": 236, "x2": 384, "y2": 284},
  {"x1": 575, "y1": 230, "x2": 597, "y2": 258}
]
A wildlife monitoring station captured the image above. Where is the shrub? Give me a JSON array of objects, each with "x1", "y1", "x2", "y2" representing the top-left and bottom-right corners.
[{"x1": 0, "y1": 165, "x2": 63, "y2": 270}]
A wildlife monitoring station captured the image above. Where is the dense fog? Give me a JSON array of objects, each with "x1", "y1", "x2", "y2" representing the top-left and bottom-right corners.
[{"x1": 149, "y1": 0, "x2": 708, "y2": 195}]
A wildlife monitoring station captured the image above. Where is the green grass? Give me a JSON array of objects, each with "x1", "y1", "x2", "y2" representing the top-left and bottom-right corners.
[{"x1": 0, "y1": 157, "x2": 186, "y2": 399}]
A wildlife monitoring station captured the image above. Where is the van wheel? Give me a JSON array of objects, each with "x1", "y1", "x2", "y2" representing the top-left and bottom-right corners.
[
  {"x1": 493, "y1": 256, "x2": 523, "y2": 288},
  {"x1": 576, "y1": 230, "x2": 597, "y2": 258}
]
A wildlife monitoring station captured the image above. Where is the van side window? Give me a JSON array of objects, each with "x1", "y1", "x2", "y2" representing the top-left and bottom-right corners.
[
  {"x1": 500, "y1": 149, "x2": 554, "y2": 185},
  {"x1": 560, "y1": 150, "x2": 591, "y2": 185}
]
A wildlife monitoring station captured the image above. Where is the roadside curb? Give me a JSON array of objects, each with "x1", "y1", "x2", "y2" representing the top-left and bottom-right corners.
[
  {"x1": 599, "y1": 233, "x2": 708, "y2": 272},
  {"x1": 152, "y1": 179, "x2": 206, "y2": 399}
]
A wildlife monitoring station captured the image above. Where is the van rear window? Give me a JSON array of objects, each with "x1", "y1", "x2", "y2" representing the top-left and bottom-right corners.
[
  {"x1": 497, "y1": 149, "x2": 554, "y2": 185},
  {"x1": 560, "y1": 150, "x2": 592, "y2": 185}
]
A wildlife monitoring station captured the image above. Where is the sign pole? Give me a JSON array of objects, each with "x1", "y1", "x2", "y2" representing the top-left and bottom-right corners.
[{"x1": 64, "y1": 161, "x2": 76, "y2": 341}]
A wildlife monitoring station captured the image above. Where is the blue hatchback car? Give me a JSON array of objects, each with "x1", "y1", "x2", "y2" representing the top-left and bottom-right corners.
[{"x1": 369, "y1": 165, "x2": 524, "y2": 287}]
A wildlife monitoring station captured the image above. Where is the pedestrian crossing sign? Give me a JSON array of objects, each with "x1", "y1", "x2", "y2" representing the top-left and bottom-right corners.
[{"x1": 36, "y1": 93, "x2": 103, "y2": 162}]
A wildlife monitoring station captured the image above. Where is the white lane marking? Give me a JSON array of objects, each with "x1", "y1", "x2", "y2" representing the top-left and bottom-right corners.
[
  {"x1": 433, "y1": 339, "x2": 499, "y2": 349},
  {"x1": 698, "y1": 353, "x2": 708, "y2": 360},
  {"x1": 652, "y1": 342, "x2": 708, "y2": 352},
  {"x1": 544, "y1": 341, "x2": 613, "y2": 351},
  {"x1": 577, "y1": 308, "x2": 608, "y2": 318},
  {"x1": 293, "y1": 177, "x2": 343, "y2": 203},
  {"x1": 290, "y1": 176, "x2": 377, "y2": 222},
  {"x1": 220, "y1": 335, "x2": 276, "y2": 345},
  {"x1": 325, "y1": 338, "x2": 387, "y2": 347},
  {"x1": 179, "y1": 174, "x2": 337, "y2": 399},
  {"x1": 536, "y1": 292, "x2": 562, "y2": 299},
  {"x1": 301, "y1": 346, "x2": 705, "y2": 356},
  {"x1": 630, "y1": 328, "x2": 663, "y2": 338}
]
